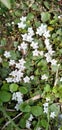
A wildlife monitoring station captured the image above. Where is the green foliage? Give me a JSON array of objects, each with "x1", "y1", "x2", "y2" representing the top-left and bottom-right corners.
[
  {"x1": 0, "y1": 91, "x2": 11, "y2": 102},
  {"x1": 31, "y1": 106, "x2": 42, "y2": 117},
  {"x1": 19, "y1": 87, "x2": 28, "y2": 94},
  {"x1": 20, "y1": 103, "x2": 31, "y2": 112},
  {"x1": 9, "y1": 83, "x2": 19, "y2": 92},
  {"x1": 41, "y1": 12, "x2": 51, "y2": 22},
  {"x1": 50, "y1": 104, "x2": 60, "y2": 116},
  {"x1": 0, "y1": 0, "x2": 62, "y2": 129}
]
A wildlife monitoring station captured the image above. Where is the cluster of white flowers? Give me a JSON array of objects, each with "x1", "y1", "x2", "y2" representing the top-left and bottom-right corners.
[
  {"x1": 12, "y1": 92, "x2": 23, "y2": 110},
  {"x1": 36, "y1": 23, "x2": 58, "y2": 66},
  {"x1": 43, "y1": 98, "x2": 56, "y2": 119},
  {"x1": 6, "y1": 58, "x2": 26, "y2": 83},
  {"x1": 26, "y1": 114, "x2": 33, "y2": 129},
  {"x1": 22, "y1": 27, "x2": 34, "y2": 42},
  {"x1": 18, "y1": 16, "x2": 26, "y2": 29},
  {"x1": 18, "y1": 41, "x2": 28, "y2": 55},
  {"x1": 36, "y1": 24, "x2": 47, "y2": 36}
]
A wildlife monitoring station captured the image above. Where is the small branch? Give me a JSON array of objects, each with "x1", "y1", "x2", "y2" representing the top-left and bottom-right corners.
[
  {"x1": 2, "y1": 112, "x2": 22, "y2": 130},
  {"x1": 6, "y1": 109, "x2": 16, "y2": 112},
  {"x1": 54, "y1": 69, "x2": 58, "y2": 86}
]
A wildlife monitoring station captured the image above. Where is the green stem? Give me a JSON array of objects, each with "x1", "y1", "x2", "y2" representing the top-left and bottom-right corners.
[{"x1": 46, "y1": 110, "x2": 50, "y2": 130}]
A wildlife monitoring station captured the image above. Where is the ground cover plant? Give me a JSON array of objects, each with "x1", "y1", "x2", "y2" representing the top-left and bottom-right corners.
[{"x1": 0, "y1": 0, "x2": 62, "y2": 130}]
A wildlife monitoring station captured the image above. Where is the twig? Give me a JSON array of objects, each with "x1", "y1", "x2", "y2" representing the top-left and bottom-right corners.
[
  {"x1": 2, "y1": 112, "x2": 22, "y2": 130},
  {"x1": 54, "y1": 69, "x2": 58, "y2": 86},
  {"x1": 6, "y1": 109, "x2": 16, "y2": 112}
]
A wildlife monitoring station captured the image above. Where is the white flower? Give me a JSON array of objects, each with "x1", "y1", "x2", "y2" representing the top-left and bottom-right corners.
[
  {"x1": 48, "y1": 47, "x2": 55, "y2": 56},
  {"x1": 45, "y1": 53, "x2": 52, "y2": 63},
  {"x1": 18, "y1": 42, "x2": 28, "y2": 54},
  {"x1": 12, "y1": 21, "x2": 14, "y2": 25},
  {"x1": 31, "y1": 41, "x2": 38, "y2": 49},
  {"x1": 28, "y1": 114, "x2": 33, "y2": 121},
  {"x1": 41, "y1": 74, "x2": 48, "y2": 81},
  {"x1": 22, "y1": 33, "x2": 33, "y2": 42},
  {"x1": 30, "y1": 75, "x2": 34, "y2": 80},
  {"x1": 36, "y1": 127, "x2": 41, "y2": 130},
  {"x1": 18, "y1": 22, "x2": 26, "y2": 29},
  {"x1": 58, "y1": 15, "x2": 62, "y2": 19},
  {"x1": 50, "y1": 112, "x2": 56, "y2": 118},
  {"x1": 23, "y1": 76, "x2": 30, "y2": 83},
  {"x1": 26, "y1": 120, "x2": 31, "y2": 129},
  {"x1": 16, "y1": 92, "x2": 23, "y2": 103},
  {"x1": 27, "y1": 34, "x2": 33, "y2": 42},
  {"x1": 16, "y1": 63, "x2": 25, "y2": 70},
  {"x1": 15, "y1": 103, "x2": 20, "y2": 111},
  {"x1": 60, "y1": 77, "x2": 62, "y2": 82},
  {"x1": 43, "y1": 30, "x2": 50, "y2": 38},
  {"x1": 32, "y1": 49, "x2": 39, "y2": 56},
  {"x1": 9, "y1": 59, "x2": 15, "y2": 66},
  {"x1": 22, "y1": 33, "x2": 27, "y2": 41},
  {"x1": 51, "y1": 59, "x2": 57, "y2": 66},
  {"x1": 46, "y1": 98, "x2": 50, "y2": 102},
  {"x1": 20, "y1": 16, "x2": 26, "y2": 22},
  {"x1": 43, "y1": 102, "x2": 49, "y2": 107},
  {"x1": 20, "y1": 42, "x2": 28, "y2": 50},
  {"x1": 36, "y1": 24, "x2": 47, "y2": 36},
  {"x1": 6, "y1": 77, "x2": 13, "y2": 83},
  {"x1": 43, "y1": 102, "x2": 49, "y2": 114},
  {"x1": 0, "y1": 57, "x2": 2, "y2": 63},
  {"x1": 44, "y1": 107, "x2": 48, "y2": 114},
  {"x1": 28, "y1": 27, "x2": 34, "y2": 36},
  {"x1": 44, "y1": 39, "x2": 50, "y2": 48},
  {"x1": 4, "y1": 51, "x2": 11, "y2": 58},
  {"x1": 12, "y1": 92, "x2": 23, "y2": 104},
  {"x1": 19, "y1": 58, "x2": 26, "y2": 65}
]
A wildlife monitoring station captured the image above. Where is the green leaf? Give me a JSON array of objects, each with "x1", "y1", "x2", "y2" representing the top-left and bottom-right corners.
[
  {"x1": 41, "y1": 12, "x2": 50, "y2": 22},
  {"x1": 10, "y1": 50, "x2": 20, "y2": 60},
  {"x1": 44, "y1": 84, "x2": 51, "y2": 92},
  {"x1": 32, "y1": 4, "x2": 38, "y2": 11},
  {"x1": 0, "y1": 91, "x2": 11, "y2": 102},
  {"x1": 9, "y1": 83, "x2": 18, "y2": 92},
  {"x1": 27, "y1": 13, "x2": 34, "y2": 21},
  {"x1": 0, "y1": 67, "x2": 10, "y2": 79},
  {"x1": 1, "y1": 38, "x2": 6, "y2": 46},
  {"x1": 0, "y1": 0, "x2": 11, "y2": 9},
  {"x1": 40, "y1": 119, "x2": 47, "y2": 128},
  {"x1": 50, "y1": 104, "x2": 60, "y2": 116},
  {"x1": 19, "y1": 118, "x2": 26, "y2": 128},
  {"x1": 19, "y1": 87, "x2": 28, "y2": 94},
  {"x1": 20, "y1": 103, "x2": 31, "y2": 112},
  {"x1": 31, "y1": 106, "x2": 42, "y2": 117},
  {"x1": 1, "y1": 83, "x2": 9, "y2": 91},
  {"x1": 44, "y1": 1, "x2": 50, "y2": 9},
  {"x1": 52, "y1": 86, "x2": 58, "y2": 93}
]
